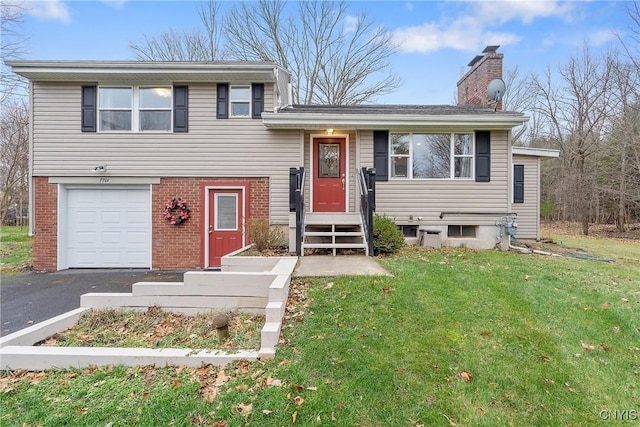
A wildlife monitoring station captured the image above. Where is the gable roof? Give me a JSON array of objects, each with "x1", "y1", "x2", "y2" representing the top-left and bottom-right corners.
[{"x1": 262, "y1": 104, "x2": 528, "y2": 130}]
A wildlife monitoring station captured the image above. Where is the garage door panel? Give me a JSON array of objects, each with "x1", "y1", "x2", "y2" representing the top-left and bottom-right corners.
[{"x1": 66, "y1": 188, "x2": 150, "y2": 268}]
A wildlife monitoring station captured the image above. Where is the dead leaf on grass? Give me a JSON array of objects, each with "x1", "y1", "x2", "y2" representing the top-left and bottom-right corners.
[
  {"x1": 581, "y1": 342, "x2": 595, "y2": 351},
  {"x1": 75, "y1": 407, "x2": 88, "y2": 415},
  {"x1": 236, "y1": 403, "x2": 252, "y2": 415},
  {"x1": 294, "y1": 395, "x2": 305, "y2": 406},
  {"x1": 612, "y1": 326, "x2": 620, "y2": 333},
  {"x1": 292, "y1": 411, "x2": 298, "y2": 424},
  {"x1": 601, "y1": 302, "x2": 610, "y2": 309}
]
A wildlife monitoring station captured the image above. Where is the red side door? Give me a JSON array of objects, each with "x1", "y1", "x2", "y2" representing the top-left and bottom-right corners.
[
  {"x1": 208, "y1": 189, "x2": 243, "y2": 267},
  {"x1": 313, "y1": 137, "x2": 346, "y2": 212}
]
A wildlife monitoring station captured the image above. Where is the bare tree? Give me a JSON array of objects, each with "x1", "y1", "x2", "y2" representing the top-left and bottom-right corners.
[
  {"x1": 618, "y1": 1, "x2": 640, "y2": 75},
  {"x1": 1, "y1": 0, "x2": 28, "y2": 103},
  {"x1": 530, "y1": 47, "x2": 617, "y2": 235},
  {"x1": 0, "y1": 98, "x2": 29, "y2": 223},
  {"x1": 225, "y1": 0, "x2": 400, "y2": 104},
  {"x1": 130, "y1": 0, "x2": 223, "y2": 61}
]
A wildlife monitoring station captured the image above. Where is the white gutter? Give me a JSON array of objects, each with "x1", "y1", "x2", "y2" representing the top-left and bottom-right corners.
[
  {"x1": 28, "y1": 81, "x2": 34, "y2": 237},
  {"x1": 512, "y1": 147, "x2": 560, "y2": 158},
  {"x1": 262, "y1": 112, "x2": 529, "y2": 130}
]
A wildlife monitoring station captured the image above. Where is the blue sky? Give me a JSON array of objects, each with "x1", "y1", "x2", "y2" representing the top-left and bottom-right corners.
[{"x1": 12, "y1": 0, "x2": 631, "y2": 104}]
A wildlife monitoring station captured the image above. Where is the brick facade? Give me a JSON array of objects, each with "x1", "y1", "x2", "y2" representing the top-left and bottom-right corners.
[
  {"x1": 32, "y1": 176, "x2": 269, "y2": 271},
  {"x1": 457, "y1": 46, "x2": 504, "y2": 109},
  {"x1": 33, "y1": 177, "x2": 58, "y2": 271}
]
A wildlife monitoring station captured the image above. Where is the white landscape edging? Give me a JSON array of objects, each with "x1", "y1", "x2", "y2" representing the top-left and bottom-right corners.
[{"x1": 0, "y1": 254, "x2": 298, "y2": 371}]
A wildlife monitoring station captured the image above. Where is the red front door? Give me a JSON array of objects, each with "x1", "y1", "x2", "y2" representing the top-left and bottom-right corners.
[
  {"x1": 208, "y1": 189, "x2": 243, "y2": 267},
  {"x1": 313, "y1": 138, "x2": 346, "y2": 212}
]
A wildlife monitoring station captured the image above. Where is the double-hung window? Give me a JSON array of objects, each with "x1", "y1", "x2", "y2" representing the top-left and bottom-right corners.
[
  {"x1": 139, "y1": 87, "x2": 172, "y2": 131},
  {"x1": 230, "y1": 86, "x2": 251, "y2": 117},
  {"x1": 98, "y1": 86, "x2": 172, "y2": 132},
  {"x1": 390, "y1": 133, "x2": 474, "y2": 179},
  {"x1": 99, "y1": 87, "x2": 132, "y2": 131}
]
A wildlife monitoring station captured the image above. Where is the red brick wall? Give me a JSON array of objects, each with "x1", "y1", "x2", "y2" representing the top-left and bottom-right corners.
[
  {"x1": 152, "y1": 177, "x2": 269, "y2": 270},
  {"x1": 457, "y1": 51, "x2": 503, "y2": 109},
  {"x1": 33, "y1": 177, "x2": 58, "y2": 271},
  {"x1": 32, "y1": 176, "x2": 269, "y2": 271}
]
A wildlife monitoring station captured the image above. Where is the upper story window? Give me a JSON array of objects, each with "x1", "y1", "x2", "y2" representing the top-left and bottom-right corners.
[
  {"x1": 99, "y1": 87, "x2": 132, "y2": 131},
  {"x1": 390, "y1": 133, "x2": 474, "y2": 179},
  {"x1": 98, "y1": 86, "x2": 172, "y2": 132},
  {"x1": 139, "y1": 87, "x2": 172, "y2": 131},
  {"x1": 230, "y1": 86, "x2": 251, "y2": 117}
]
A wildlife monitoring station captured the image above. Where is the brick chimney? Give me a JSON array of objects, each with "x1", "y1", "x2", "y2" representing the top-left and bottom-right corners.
[{"x1": 457, "y1": 45, "x2": 503, "y2": 109}]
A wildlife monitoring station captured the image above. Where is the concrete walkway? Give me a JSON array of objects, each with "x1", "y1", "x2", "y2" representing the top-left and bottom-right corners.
[{"x1": 293, "y1": 255, "x2": 391, "y2": 277}]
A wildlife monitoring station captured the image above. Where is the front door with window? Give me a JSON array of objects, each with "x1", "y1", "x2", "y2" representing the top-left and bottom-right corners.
[
  {"x1": 313, "y1": 138, "x2": 346, "y2": 212},
  {"x1": 208, "y1": 189, "x2": 243, "y2": 267}
]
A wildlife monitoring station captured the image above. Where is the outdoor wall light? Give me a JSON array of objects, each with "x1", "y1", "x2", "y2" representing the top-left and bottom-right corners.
[
  {"x1": 326, "y1": 128, "x2": 334, "y2": 135},
  {"x1": 93, "y1": 165, "x2": 107, "y2": 174}
]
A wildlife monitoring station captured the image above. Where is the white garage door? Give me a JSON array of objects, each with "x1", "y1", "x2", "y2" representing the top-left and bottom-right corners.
[{"x1": 66, "y1": 187, "x2": 151, "y2": 268}]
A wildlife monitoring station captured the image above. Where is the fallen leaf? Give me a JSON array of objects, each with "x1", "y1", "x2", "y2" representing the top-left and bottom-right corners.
[
  {"x1": 539, "y1": 354, "x2": 550, "y2": 362},
  {"x1": 621, "y1": 298, "x2": 629, "y2": 303},
  {"x1": 306, "y1": 386, "x2": 318, "y2": 391},
  {"x1": 76, "y1": 407, "x2": 88, "y2": 415},
  {"x1": 278, "y1": 359, "x2": 290, "y2": 367},
  {"x1": 600, "y1": 344, "x2": 611, "y2": 351},
  {"x1": 294, "y1": 395, "x2": 305, "y2": 406},
  {"x1": 292, "y1": 411, "x2": 298, "y2": 424},
  {"x1": 581, "y1": 342, "x2": 595, "y2": 351},
  {"x1": 323, "y1": 282, "x2": 334, "y2": 290},
  {"x1": 601, "y1": 302, "x2": 609, "y2": 309},
  {"x1": 524, "y1": 275, "x2": 530, "y2": 281},
  {"x1": 480, "y1": 331, "x2": 492, "y2": 337},
  {"x1": 476, "y1": 407, "x2": 486, "y2": 415},
  {"x1": 262, "y1": 410, "x2": 273, "y2": 415},
  {"x1": 237, "y1": 403, "x2": 252, "y2": 415},
  {"x1": 382, "y1": 287, "x2": 393, "y2": 294}
]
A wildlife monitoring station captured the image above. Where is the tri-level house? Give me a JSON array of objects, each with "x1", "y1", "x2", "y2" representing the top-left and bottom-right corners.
[{"x1": 8, "y1": 46, "x2": 557, "y2": 271}]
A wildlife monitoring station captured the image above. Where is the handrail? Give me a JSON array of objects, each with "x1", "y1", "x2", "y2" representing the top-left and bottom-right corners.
[
  {"x1": 289, "y1": 167, "x2": 306, "y2": 256},
  {"x1": 357, "y1": 167, "x2": 376, "y2": 256}
]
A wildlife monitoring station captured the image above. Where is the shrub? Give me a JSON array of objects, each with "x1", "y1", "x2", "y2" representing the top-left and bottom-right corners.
[
  {"x1": 246, "y1": 219, "x2": 286, "y2": 252},
  {"x1": 373, "y1": 214, "x2": 405, "y2": 255}
]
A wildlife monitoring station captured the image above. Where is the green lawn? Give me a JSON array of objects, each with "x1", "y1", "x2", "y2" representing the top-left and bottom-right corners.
[
  {"x1": 2, "y1": 237, "x2": 639, "y2": 426},
  {"x1": 0, "y1": 226, "x2": 32, "y2": 273}
]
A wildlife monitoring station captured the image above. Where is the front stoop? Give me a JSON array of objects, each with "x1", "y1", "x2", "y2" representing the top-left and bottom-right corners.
[
  {"x1": 303, "y1": 212, "x2": 368, "y2": 256},
  {"x1": 0, "y1": 256, "x2": 297, "y2": 370}
]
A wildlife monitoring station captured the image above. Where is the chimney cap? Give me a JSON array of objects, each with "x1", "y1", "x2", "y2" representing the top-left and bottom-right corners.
[
  {"x1": 468, "y1": 55, "x2": 484, "y2": 67},
  {"x1": 482, "y1": 45, "x2": 500, "y2": 53}
]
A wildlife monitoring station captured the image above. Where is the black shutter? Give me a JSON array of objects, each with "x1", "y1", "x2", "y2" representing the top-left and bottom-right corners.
[
  {"x1": 373, "y1": 130, "x2": 389, "y2": 181},
  {"x1": 217, "y1": 83, "x2": 229, "y2": 119},
  {"x1": 173, "y1": 86, "x2": 188, "y2": 132},
  {"x1": 81, "y1": 86, "x2": 97, "y2": 132},
  {"x1": 252, "y1": 83, "x2": 264, "y2": 119},
  {"x1": 514, "y1": 164, "x2": 524, "y2": 203},
  {"x1": 475, "y1": 131, "x2": 491, "y2": 182}
]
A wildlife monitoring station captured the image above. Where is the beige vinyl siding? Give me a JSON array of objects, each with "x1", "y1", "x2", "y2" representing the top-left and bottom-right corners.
[
  {"x1": 358, "y1": 130, "x2": 511, "y2": 225},
  {"x1": 31, "y1": 82, "x2": 299, "y2": 223},
  {"x1": 512, "y1": 155, "x2": 539, "y2": 239}
]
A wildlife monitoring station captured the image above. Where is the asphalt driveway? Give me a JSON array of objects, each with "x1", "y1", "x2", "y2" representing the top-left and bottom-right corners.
[{"x1": 1, "y1": 269, "x2": 184, "y2": 337}]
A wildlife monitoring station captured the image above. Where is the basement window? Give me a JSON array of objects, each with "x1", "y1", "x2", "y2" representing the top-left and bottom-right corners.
[
  {"x1": 448, "y1": 225, "x2": 476, "y2": 238},
  {"x1": 400, "y1": 225, "x2": 418, "y2": 238}
]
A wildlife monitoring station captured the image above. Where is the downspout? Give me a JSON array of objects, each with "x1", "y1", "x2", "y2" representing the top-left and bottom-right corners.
[{"x1": 28, "y1": 81, "x2": 34, "y2": 237}]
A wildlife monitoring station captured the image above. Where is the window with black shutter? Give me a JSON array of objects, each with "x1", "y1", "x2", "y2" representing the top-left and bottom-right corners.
[
  {"x1": 373, "y1": 130, "x2": 389, "y2": 181},
  {"x1": 475, "y1": 131, "x2": 491, "y2": 182},
  {"x1": 81, "y1": 86, "x2": 97, "y2": 132},
  {"x1": 217, "y1": 83, "x2": 229, "y2": 119},
  {"x1": 173, "y1": 86, "x2": 188, "y2": 132},
  {"x1": 514, "y1": 164, "x2": 524, "y2": 203},
  {"x1": 252, "y1": 84, "x2": 264, "y2": 119}
]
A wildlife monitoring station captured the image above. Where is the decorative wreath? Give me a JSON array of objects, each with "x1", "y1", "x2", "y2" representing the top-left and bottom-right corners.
[{"x1": 163, "y1": 198, "x2": 191, "y2": 225}]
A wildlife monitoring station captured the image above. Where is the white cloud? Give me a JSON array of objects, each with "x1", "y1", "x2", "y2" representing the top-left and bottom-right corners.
[
  {"x1": 475, "y1": 0, "x2": 575, "y2": 25},
  {"x1": 392, "y1": 0, "x2": 574, "y2": 53},
  {"x1": 344, "y1": 15, "x2": 359, "y2": 33},
  {"x1": 24, "y1": 0, "x2": 70, "y2": 23},
  {"x1": 588, "y1": 29, "x2": 616, "y2": 46}
]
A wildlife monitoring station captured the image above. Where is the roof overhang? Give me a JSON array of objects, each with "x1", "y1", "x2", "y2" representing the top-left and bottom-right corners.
[
  {"x1": 5, "y1": 60, "x2": 284, "y2": 83},
  {"x1": 262, "y1": 112, "x2": 529, "y2": 130},
  {"x1": 512, "y1": 146, "x2": 560, "y2": 158}
]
